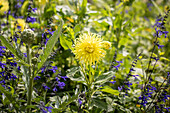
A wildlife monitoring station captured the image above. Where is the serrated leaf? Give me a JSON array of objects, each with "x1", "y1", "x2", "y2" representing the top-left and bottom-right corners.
[
  {"x1": 0, "y1": 35, "x2": 29, "y2": 67},
  {"x1": 36, "y1": 20, "x2": 63, "y2": 75}
]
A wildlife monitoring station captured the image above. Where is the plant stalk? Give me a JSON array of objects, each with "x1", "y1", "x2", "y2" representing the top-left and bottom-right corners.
[{"x1": 26, "y1": 45, "x2": 33, "y2": 113}]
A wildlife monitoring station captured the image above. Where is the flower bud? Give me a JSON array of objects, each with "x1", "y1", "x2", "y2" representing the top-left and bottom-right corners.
[
  {"x1": 101, "y1": 41, "x2": 111, "y2": 49},
  {"x1": 21, "y1": 29, "x2": 35, "y2": 45}
]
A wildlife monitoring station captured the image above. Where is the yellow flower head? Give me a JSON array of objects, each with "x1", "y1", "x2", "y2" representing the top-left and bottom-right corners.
[
  {"x1": 0, "y1": 0, "x2": 9, "y2": 15},
  {"x1": 16, "y1": 19, "x2": 26, "y2": 32},
  {"x1": 101, "y1": 41, "x2": 111, "y2": 49},
  {"x1": 35, "y1": 0, "x2": 49, "y2": 6},
  {"x1": 73, "y1": 33, "x2": 106, "y2": 65}
]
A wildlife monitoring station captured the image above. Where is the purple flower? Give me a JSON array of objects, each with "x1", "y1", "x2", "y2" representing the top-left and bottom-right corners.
[
  {"x1": 78, "y1": 99, "x2": 82, "y2": 105},
  {"x1": 41, "y1": 67, "x2": 46, "y2": 73},
  {"x1": 10, "y1": 74, "x2": 17, "y2": 80},
  {"x1": 32, "y1": 8, "x2": 37, "y2": 12},
  {"x1": 17, "y1": 66, "x2": 21, "y2": 71},
  {"x1": 61, "y1": 76, "x2": 68, "y2": 81},
  {"x1": 55, "y1": 77, "x2": 59, "y2": 81},
  {"x1": 0, "y1": 61, "x2": 6, "y2": 68},
  {"x1": 0, "y1": 46, "x2": 6, "y2": 56},
  {"x1": 42, "y1": 84, "x2": 50, "y2": 90},
  {"x1": 50, "y1": 66, "x2": 58, "y2": 73},
  {"x1": 132, "y1": 75, "x2": 139, "y2": 79},
  {"x1": 23, "y1": 53, "x2": 27, "y2": 57},
  {"x1": 118, "y1": 86, "x2": 122, "y2": 91},
  {"x1": 53, "y1": 87, "x2": 57, "y2": 92},
  {"x1": 10, "y1": 62, "x2": 17, "y2": 67},
  {"x1": 34, "y1": 76, "x2": 41, "y2": 80},
  {"x1": 45, "y1": 106, "x2": 53, "y2": 112},
  {"x1": 109, "y1": 81, "x2": 116, "y2": 84},
  {"x1": 27, "y1": 16, "x2": 36, "y2": 23},
  {"x1": 58, "y1": 81, "x2": 65, "y2": 89}
]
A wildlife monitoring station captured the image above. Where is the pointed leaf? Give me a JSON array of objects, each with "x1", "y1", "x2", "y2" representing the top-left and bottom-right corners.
[
  {"x1": 36, "y1": 20, "x2": 63, "y2": 74},
  {"x1": 0, "y1": 35, "x2": 29, "y2": 67}
]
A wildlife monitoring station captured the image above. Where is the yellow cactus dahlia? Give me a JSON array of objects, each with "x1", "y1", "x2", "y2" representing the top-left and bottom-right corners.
[
  {"x1": 73, "y1": 33, "x2": 106, "y2": 65},
  {"x1": 0, "y1": 0, "x2": 9, "y2": 15}
]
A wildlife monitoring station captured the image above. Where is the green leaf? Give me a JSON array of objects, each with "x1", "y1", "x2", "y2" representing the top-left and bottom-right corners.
[
  {"x1": 36, "y1": 20, "x2": 63, "y2": 74},
  {"x1": 0, "y1": 85, "x2": 19, "y2": 111},
  {"x1": 101, "y1": 86, "x2": 119, "y2": 96},
  {"x1": 94, "y1": 71, "x2": 115, "y2": 84},
  {"x1": 0, "y1": 35, "x2": 29, "y2": 67},
  {"x1": 74, "y1": 24, "x2": 81, "y2": 37},
  {"x1": 79, "y1": 0, "x2": 87, "y2": 16},
  {"x1": 66, "y1": 67, "x2": 85, "y2": 82},
  {"x1": 60, "y1": 34, "x2": 72, "y2": 50},
  {"x1": 92, "y1": 98, "x2": 107, "y2": 110},
  {"x1": 21, "y1": 1, "x2": 29, "y2": 16}
]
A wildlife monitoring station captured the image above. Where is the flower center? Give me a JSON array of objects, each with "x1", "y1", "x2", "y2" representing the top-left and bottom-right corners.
[{"x1": 85, "y1": 45, "x2": 94, "y2": 53}]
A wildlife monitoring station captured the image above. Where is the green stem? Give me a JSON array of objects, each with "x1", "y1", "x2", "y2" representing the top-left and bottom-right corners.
[{"x1": 26, "y1": 45, "x2": 33, "y2": 113}]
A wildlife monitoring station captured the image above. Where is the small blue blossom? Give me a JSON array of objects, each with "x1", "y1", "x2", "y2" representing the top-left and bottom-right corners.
[
  {"x1": 34, "y1": 76, "x2": 41, "y2": 80},
  {"x1": 61, "y1": 76, "x2": 68, "y2": 81},
  {"x1": 109, "y1": 81, "x2": 116, "y2": 84},
  {"x1": 58, "y1": 81, "x2": 65, "y2": 89},
  {"x1": 53, "y1": 87, "x2": 57, "y2": 92},
  {"x1": 45, "y1": 106, "x2": 53, "y2": 113},
  {"x1": 78, "y1": 99, "x2": 82, "y2": 105},
  {"x1": 0, "y1": 61, "x2": 6, "y2": 68},
  {"x1": 42, "y1": 84, "x2": 50, "y2": 90}
]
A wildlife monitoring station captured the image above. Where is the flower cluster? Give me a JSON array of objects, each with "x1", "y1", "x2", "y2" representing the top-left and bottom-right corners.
[
  {"x1": 0, "y1": 46, "x2": 18, "y2": 89},
  {"x1": 34, "y1": 62, "x2": 67, "y2": 93},
  {"x1": 138, "y1": 10, "x2": 170, "y2": 112}
]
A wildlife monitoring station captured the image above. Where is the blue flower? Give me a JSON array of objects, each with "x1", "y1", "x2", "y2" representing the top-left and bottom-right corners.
[
  {"x1": 53, "y1": 87, "x2": 57, "y2": 92},
  {"x1": 0, "y1": 61, "x2": 6, "y2": 68},
  {"x1": 118, "y1": 86, "x2": 123, "y2": 91},
  {"x1": 78, "y1": 99, "x2": 82, "y2": 105},
  {"x1": 45, "y1": 106, "x2": 53, "y2": 113},
  {"x1": 42, "y1": 84, "x2": 50, "y2": 90},
  {"x1": 109, "y1": 81, "x2": 116, "y2": 84},
  {"x1": 50, "y1": 66, "x2": 58, "y2": 73},
  {"x1": 0, "y1": 46, "x2": 6, "y2": 56},
  {"x1": 27, "y1": 16, "x2": 36, "y2": 23},
  {"x1": 34, "y1": 76, "x2": 41, "y2": 80},
  {"x1": 61, "y1": 76, "x2": 68, "y2": 81},
  {"x1": 10, "y1": 62, "x2": 17, "y2": 67},
  {"x1": 58, "y1": 81, "x2": 65, "y2": 89}
]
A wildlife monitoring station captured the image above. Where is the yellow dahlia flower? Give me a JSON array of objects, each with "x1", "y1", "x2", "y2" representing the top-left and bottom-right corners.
[
  {"x1": 73, "y1": 33, "x2": 106, "y2": 65},
  {"x1": 16, "y1": 19, "x2": 26, "y2": 32},
  {"x1": 0, "y1": 0, "x2": 9, "y2": 15}
]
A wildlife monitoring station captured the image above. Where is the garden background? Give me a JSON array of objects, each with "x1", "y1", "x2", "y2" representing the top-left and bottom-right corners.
[{"x1": 0, "y1": 0, "x2": 170, "y2": 113}]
